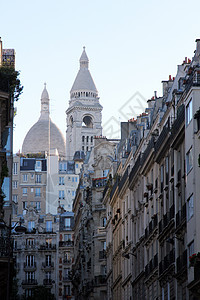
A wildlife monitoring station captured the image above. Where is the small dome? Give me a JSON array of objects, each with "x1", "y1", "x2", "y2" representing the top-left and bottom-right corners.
[{"x1": 22, "y1": 119, "x2": 66, "y2": 157}]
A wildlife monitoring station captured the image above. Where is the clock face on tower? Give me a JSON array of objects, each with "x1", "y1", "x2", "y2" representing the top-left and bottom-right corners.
[{"x1": 43, "y1": 104, "x2": 48, "y2": 111}]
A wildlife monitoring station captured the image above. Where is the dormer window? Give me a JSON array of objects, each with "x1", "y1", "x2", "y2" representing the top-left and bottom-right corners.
[{"x1": 35, "y1": 160, "x2": 41, "y2": 172}]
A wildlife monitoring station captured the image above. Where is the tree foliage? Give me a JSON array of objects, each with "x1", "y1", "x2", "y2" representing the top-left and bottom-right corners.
[{"x1": 0, "y1": 66, "x2": 23, "y2": 101}]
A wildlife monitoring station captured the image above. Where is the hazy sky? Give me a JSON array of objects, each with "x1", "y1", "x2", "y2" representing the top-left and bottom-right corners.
[{"x1": 1, "y1": 0, "x2": 200, "y2": 153}]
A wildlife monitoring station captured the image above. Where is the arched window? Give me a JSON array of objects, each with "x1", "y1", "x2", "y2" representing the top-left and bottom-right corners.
[{"x1": 82, "y1": 116, "x2": 93, "y2": 128}]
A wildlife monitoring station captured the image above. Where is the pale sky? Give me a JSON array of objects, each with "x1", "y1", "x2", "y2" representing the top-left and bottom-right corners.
[{"x1": 1, "y1": 0, "x2": 200, "y2": 153}]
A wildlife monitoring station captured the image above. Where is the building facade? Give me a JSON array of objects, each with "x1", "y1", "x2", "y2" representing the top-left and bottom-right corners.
[
  {"x1": 100, "y1": 39, "x2": 200, "y2": 299},
  {"x1": 12, "y1": 206, "x2": 75, "y2": 299}
]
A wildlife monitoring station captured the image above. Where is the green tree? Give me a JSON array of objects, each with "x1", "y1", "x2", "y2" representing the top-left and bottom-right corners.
[{"x1": 0, "y1": 66, "x2": 23, "y2": 101}]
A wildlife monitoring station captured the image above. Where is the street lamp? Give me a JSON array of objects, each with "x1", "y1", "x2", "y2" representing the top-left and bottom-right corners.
[
  {"x1": 122, "y1": 252, "x2": 137, "y2": 259},
  {"x1": 0, "y1": 215, "x2": 26, "y2": 300}
]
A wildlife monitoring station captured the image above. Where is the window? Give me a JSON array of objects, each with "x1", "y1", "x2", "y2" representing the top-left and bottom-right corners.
[
  {"x1": 72, "y1": 191, "x2": 75, "y2": 197},
  {"x1": 46, "y1": 238, "x2": 52, "y2": 248},
  {"x1": 28, "y1": 221, "x2": 35, "y2": 232},
  {"x1": 23, "y1": 174, "x2": 28, "y2": 182},
  {"x1": 103, "y1": 169, "x2": 109, "y2": 177},
  {"x1": 59, "y1": 190, "x2": 65, "y2": 199},
  {"x1": 102, "y1": 241, "x2": 106, "y2": 250},
  {"x1": 23, "y1": 188, "x2": 27, "y2": 195},
  {"x1": 46, "y1": 221, "x2": 52, "y2": 232},
  {"x1": 35, "y1": 188, "x2": 41, "y2": 197},
  {"x1": 12, "y1": 195, "x2": 18, "y2": 203},
  {"x1": 72, "y1": 177, "x2": 74, "y2": 182},
  {"x1": 25, "y1": 289, "x2": 33, "y2": 298},
  {"x1": 160, "y1": 165, "x2": 164, "y2": 192},
  {"x1": 64, "y1": 234, "x2": 72, "y2": 241},
  {"x1": 86, "y1": 136, "x2": 89, "y2": 143},
  {"x1": 59, "y1": 162, "x2": 67, "y2": 172},
  {"x1": 26, "y1": 271, "x2": 35, "y2": 282},
  {"x1": 186, "y1": 148, "x2": 193, "y2": 173},
  {"x1": 59, "y1": 177, "x2": 64, "y2": 185},
  {"x1": 189, "y1": 241, "x2": 194, "y2": 260},
  {"x1": 26, "y1": 255, "x2": 35, "y2": 267},
  {"x1": 45, "y1": 271, "x2": 51, "y2": 279},
  {"x1": 68, "y1": 176, "x2": 71, "y2": 181},
  {"x1": 76, "y1": 164, "x2": 78, "y2": 168},
  {"x1": 13, "y1": 162, "x2": 18, "y2": 175},
  {"x1": 64, "y1": 218, "x2": 71, "y2": 228},
  {"x1": 188, "y1": 194, "x2": 194, "y2": 220},
  {"x1": 75, "y1": 177, "x2": 78, "y2": 182},
  {"x1": 64, "y1": 268, "x2": 70, "y2": 280},
  {"x1": 23, "y1": 201, "x2": 27, "y2": 209},
  {"x1": 82, "y1": 146, "x2": 84, "y2": 151},
  {"x1": 82, "y1": 136, "x2": 85, "y2": 143},
  {"x1": 91, "y1": 136, "x2": 93, "y2": 143},
  {"x1": 35, "y1": 160, "x2": 41, "y2": 171},
  {"x1": 36, "y1": 174, "x2": 41, "y2": 183},
  {"x1": 64, "y1": 285, "x2": 71, "y2": 296},
  {"x1": 13, "y1": 181, "x2": 18, "y2": 189},
  {"x1": 36, "y1": 202, "x2": 41, "y2": 211},
  {"x1": 46, "y1": 255, "x2": 51, "y2": 267},
  {"x1": 102, "y1": 217, "x2": 107, "y2": 227},
  {"x1": 26, "y1": 238, "x2": 35, "y2": 247},
  {"x1": 186, "y1": 98, "x2": 193, "y2": 126}
]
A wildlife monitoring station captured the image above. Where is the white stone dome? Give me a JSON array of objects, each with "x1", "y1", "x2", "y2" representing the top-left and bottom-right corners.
[{"x1": 22, "y1": 84, "x2": 66, "y2": 157}]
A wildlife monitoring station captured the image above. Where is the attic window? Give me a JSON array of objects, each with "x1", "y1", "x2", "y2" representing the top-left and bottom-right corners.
[{"x1": 82, "y1": 116, "x2": 93, "y2": 128}]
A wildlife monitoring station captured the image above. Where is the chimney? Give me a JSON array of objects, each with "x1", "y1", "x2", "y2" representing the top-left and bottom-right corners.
[
  {"x1": 196, "y1": 39, "x2": 200, "y2": 55},
  {"x1": 169, "y1": 75, "x2": 172, "y2": 81},
  {"x1": 154, "y1": 91, "x2": 157, "y2": 99}
]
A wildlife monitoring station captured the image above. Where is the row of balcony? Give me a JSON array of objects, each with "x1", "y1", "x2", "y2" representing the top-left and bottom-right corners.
[
  {"x1": 22, "y1": 279, "x2": 53, "y2": 286},
  {"x1": 159, "y1": 204, "x2": 175, "y2": 234},
  {"x1": 14, "y1": 244, "x2": 57, "y2": 251},
  {"x1": 145, "y1": 254, "x2": 158, "y2": 278},
  {"x1": 159, "y1": 249, "x2": 175, "y2": 275},
  {"x1": 23, "y1": 262, "x2": 54, "y2": 270},
  {"x1": 59, "y1": 241, "x2": 74, "y2": 247},
  {"x1": 145, "y1": 214, "x2": 158, "y2": 239},
  {"x1": 118, "y1": 168, "x2": 129, "y2": 193}
]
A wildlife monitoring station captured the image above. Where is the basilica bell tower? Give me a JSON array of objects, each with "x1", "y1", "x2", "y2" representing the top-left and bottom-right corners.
[{"x1": 66, "y1": 47, "x2": 103, "y2": 160}]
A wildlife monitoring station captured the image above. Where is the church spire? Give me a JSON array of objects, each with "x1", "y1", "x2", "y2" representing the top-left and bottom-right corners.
[
  {"x1": 40, "y1": 83, "x2": 50, "y2": 120},
  {"x1": 70, "y1": 47, "x2": 98, "y2": 99},
  {"x1": 79, "y1": 46, "x2": 89, "y2": 69}
]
